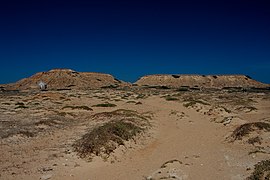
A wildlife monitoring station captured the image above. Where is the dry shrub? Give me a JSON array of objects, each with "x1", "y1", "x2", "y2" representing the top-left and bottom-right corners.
[
  {"x1": 62, "y1": 105, "x2": 92, "y2": 111},
  {"x1": 230, "y1": 122, "x2": 270, "y2": 141},
  {"x1": 247, "y1": 160, "x2": 270, "y2": 180},
  {"x1": 73, "y1": 121, "x2": 143, "y2": 160},
  {"x1": 92, "y1": 103, "x2": 117, "y2": 107},
  {"x1": 73, "y1": 109, "x2": 150, "y2": 160}
]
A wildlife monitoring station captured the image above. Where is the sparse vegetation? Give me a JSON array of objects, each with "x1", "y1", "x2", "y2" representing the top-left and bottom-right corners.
[
  {"x1": 230, "y1": 122, "x2": 270, "y2": 141},
  {"x1": 73, "y1": 121, "x2": 143, "y2": 160},
  {"x1": 15, "y1": 102, "x2": 25, "y2": 106},
  {"x1": 136, "y1": 94, "x2": 146, "y2": 99},
  {"x1": 92, "y1": 103, "x2": 117, "y2": 107},
  {"x1": 247, "y1": 160, "x2": 270, "y2": 180},
  {"x1": 35, "y1": 119, "x2": 59, "y2": 126},
  {"x1": 2, "y1": 102, "x2": 11, "y2": 105},
  {"x1": 92, "y1": 109, "x2": 150, "y2": 127},
  {"x1": 235, "y1": 106, "x2": 257, "y2": 112},
  {"x1": 165, "y1": 96, "x2": 178, "y2": 101},
  {"x1": 15, "y1": 105, "x2": 28, "y2": 109},
  {"x1": 18, "y1": 130, "x2": 35, "y2": 137},
  {"x1": 220, "y1": 106, "x2": 232, "y2": 113},
  {"x1": 183, "y1": 99, "x2": 209, "y2": 107},
  {"x1": 248, "y1": 149, "x2": 266, "y2": 155},
  {"x1": 62, "y1": 105, "x2": 93, "y2": 111},
  {"x1": 177, "y1": 87, "x2": 189, "y2": 91},
  {"x1": 247, "y1": 136, "x2": 262, "y2": 145}
]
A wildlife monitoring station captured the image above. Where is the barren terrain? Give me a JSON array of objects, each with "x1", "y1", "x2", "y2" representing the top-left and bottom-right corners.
[{"x1": 1, "y1": 87, "x2": 270, "y2": 180}]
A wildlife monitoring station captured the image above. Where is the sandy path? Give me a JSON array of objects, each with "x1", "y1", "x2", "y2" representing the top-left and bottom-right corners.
[{"x1": 58, "y1": 96, "x2": 236, "y2": 180}]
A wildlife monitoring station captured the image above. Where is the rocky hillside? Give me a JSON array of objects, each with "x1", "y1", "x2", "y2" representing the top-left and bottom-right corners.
[
  {"x1": 135, "y1": 74, "x2": 268, "y2": 89},
  {"x1": 5, "y1": 69, "x2": 128, "y2": 90}
]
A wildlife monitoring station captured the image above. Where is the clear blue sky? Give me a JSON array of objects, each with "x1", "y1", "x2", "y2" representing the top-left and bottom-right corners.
[{"x1": 0, "y1": 0, "x2": 269, "y2": 84}]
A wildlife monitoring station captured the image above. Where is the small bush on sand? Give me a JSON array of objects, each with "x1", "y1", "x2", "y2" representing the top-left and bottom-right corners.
[
  {"x1": 18, "y1": 130, "x2": 35, "y2": 137},
  {"x1": 73, "y1": 121, "x2": 143, "y2": 160},
  {"x1": 165, "y1": 96, "x2": 179, "y2": 101},
  {"x1": 15, "y1": 102, "x2": 25, "y2": 106},
  {"x1": 62, "y1": 105, "x2": 93, "y2": 111},
  {"x1": 230, "y1": 122, "x2": 270, "y2": 141},
  {"x1": 92, "y1": 103, "x2": 117, "y2": 107},
  {"x1": 247, "y1": 160, "x2": 270, "y2": 180},
  {"x1": 183, "y1": 99, "x2": 209, "y2": 107},
  {"x1": 15, "y1": 105, "x2": 28, "y2": 109}
]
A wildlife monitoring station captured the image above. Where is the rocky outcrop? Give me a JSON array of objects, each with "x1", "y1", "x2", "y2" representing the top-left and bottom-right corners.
[
  {"x1": 5, "y1": 69, "x2": 129, "y2": 90},
  {"x1": 135, "y1": 74, "x2": 268, "y2": 89}
]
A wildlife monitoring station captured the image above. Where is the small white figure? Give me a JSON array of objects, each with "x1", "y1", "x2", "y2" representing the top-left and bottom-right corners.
[{"x1": 38, "y1": 81, "x2": 47, "y2": 90}]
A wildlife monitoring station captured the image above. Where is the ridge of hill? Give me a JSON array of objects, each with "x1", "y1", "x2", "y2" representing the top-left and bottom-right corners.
[
  {"x1": 135, "y1": 74, "x2": 269, "y2": 89},
  {"x1": 5, "y1": 69, "x2": 128, "y2": 90}
]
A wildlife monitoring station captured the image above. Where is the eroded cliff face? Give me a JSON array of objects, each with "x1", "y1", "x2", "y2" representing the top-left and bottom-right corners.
[
  {"x1": 135, "y1": 74, "x2": 268, "y2": 88},
  {"x1": 3, "y1": 70, "x2": 269, "y2": 91},
  {"x1": 5, "y1": 69, "x2": 128, "y2": 90}
]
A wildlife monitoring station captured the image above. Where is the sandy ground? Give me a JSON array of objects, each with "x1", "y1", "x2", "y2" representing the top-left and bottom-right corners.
[{"x1": 0, "y1": 88, "x2": 269, "y2": 180}]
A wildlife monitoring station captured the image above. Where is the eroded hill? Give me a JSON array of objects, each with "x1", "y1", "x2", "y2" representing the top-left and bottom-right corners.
[
  {"x1": 5, "y1": 69, "x2": 129, "y2": 90},
  {"x1": 135, "y1": 74, "x2": 268, "y2": 89}
]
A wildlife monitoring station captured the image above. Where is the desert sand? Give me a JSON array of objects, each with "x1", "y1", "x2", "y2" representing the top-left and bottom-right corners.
[{"x1": 1, "y1": 71, "x2": 270, "y2": 180}]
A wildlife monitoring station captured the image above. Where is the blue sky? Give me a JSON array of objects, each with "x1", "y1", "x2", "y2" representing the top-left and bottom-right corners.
[{"x1": 0, "y1": 0, "x2": 269, "y2": 83}]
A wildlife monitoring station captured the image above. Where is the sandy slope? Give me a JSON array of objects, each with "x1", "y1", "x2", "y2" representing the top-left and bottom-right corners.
[{"x1": 52, "y1": 97, "x2": 249, "y2": 180}]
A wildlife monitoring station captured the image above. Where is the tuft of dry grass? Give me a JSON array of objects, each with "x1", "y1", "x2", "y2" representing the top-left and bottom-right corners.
[
  {"x1": 247, "y1": 160, "x2": 270, "y2": 180},
  {"x1": 62, "y1": 105, "x2": 93, "y2": 111},
  {"x1": 73, "y1": 121, "x2": 143, "y2": 160},
  {"x1": 92, "y1": 109, "x2": 151, "y2": 127},
  {"x1": 73, "y1": 109, "x2": 151, "y2": 160},
  {"x1": 15, "y1": 105, "x2": 28, "y2": 109},
  {"x1": 165, "y1": 96, "x2": 179, "y2": 101},
  {"x1": 183, "y1": 99, "x2": 209, "y2": 107},
  {"x1": 230, "y1": 122, "x2": 270, "y2": 141},
  {"x1": 92, "y1": 103, "x2": 117, "y2": 107}
]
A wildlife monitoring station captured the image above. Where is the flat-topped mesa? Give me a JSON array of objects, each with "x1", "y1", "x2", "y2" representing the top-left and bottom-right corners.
[
  {"x1": 135, "y1": 74, "x2": 268, "y2": 89},
  {"x1": 6, "y1": 69, "x2": 129, "y2": 90}
]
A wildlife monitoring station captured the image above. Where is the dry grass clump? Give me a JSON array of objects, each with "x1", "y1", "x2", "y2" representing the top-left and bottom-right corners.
[
  {"x1": 92, "y1": 103, "x2": 117, "y2": 107},
  {"x1": 183, "y1": 99, "x2": 209, "y2": 107},
  {"x1": 247, "y1": 160, "x2": 270, "y2": 180},
  {"x1": 165, "y1": 96, "x2": 179, "y2": 101},
  {"x1": 62, "y1": 105, "x2": 93, "y2": 111},
  {"x1": 15, "y1": 105, "x2": 28, "y2": 109},
  {"x1": 73, "y1": 109, "x2": 150, "y2": 160},
  {"x1": 73, "y1": 120, "x2": 143, "y2": 160},
  {"x1": 35, "y1": 119, "x2": 60, "y2": 126},
  {"x1": 17, "y1": 130, "x2": 35, "y2": 137},
  {"x1": 1, "y1": 128, "x2": 36, "y2": 139},
  {"x1": 235, "y1": 106, "x2": 257, "y2": 112},
  {"x1": 14, "y1": 102, "x2": 28, "y2": 109},
  {"x1": 230, "y1": 122, "x2": 270, "y2": 141},
  {"x1": 247, "y1": 136, "x2": 262, "y2": 145},
  {"x1": 92, "y1": 109, "x2": 151, "y2": 127}
]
